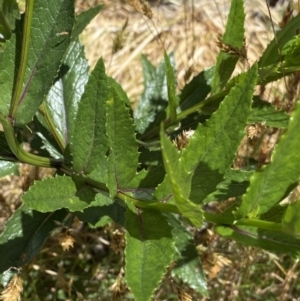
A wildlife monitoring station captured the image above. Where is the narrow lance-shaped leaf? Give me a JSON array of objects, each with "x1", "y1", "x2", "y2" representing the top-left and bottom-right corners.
[
  {"x1": 236, "y1": 101, "x2": 300, "y2": 219},
  {"x1": 106, "y1": 87, "x2": 139, "y2": 197},
  {"x1": 72, "y1": 58, "x2": 110, "y2": 177},
  {"x1": 182, "y1": 63, "x2": 258, "y2": 204},
  {"x1": 216, "y1": 225, "x2": 300, "y2": 256},
  {"x1": 125, "y1": 203, "x2": 175, "y2": 301},
  {"x1": 13, "y1": 0, "x2": 75, "y2": 125},
  {"x1": 160, "y1": 125, "x2": 203, "y2": 228},
  {"x1": 258, "y1": 13, "x2": 300, "y2": 68},
  {"x1": 211, "y1": 0, "x2": 245, "y2": 93},
  {"x1": 0, "y1": 204, "x2": 67, "y2": 273},
  {"x1": 22, "y1": 175, "x2": 96, "y2": 213},
  {"x1": 164, "y1": 51, "x2": 177, "y2": 121},
  {"x1": 71, "y1": 4, "x2": 104, "y2": 42}
]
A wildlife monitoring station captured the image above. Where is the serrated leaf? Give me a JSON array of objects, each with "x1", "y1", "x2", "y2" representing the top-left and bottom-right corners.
[
  {"x1": 168, "y1": 214, "x2": 208, "y2": 296},
  {"x1": 258, "y1": 14, "x2": 300, "y2": 68},
  {"x1": 236, "y1": 101, "x2": 300, "y2": 219},
  {"x1": 182, "y1": 64, "x2": 258, "y2": 203},
  {"x1": 211, "y1": 0, "x2": 245, "y2": 93},
  {"x1": 125, "y1": 205, "x2": 175, "y2": 301},
  {"x1": 42, "y1": 38, "x2": 89, "y2": 150},
  {"x1": 73, "y1": 58, "x2": 110, "y2": 176},
  {"x1": 134, "y1": 54, "x2": 173, "y2": 134},
  {"x1": 282, "y1": 201, "x2": 300, "y2": 237},
  {"x1": 216, "y1": 225, "x2": 300, "y2": 256},
  {"x1": 14, "y1": 0, "x2": 75, "y2": 124},
  {"x1": 22, "y1": 175, "x2": 96, "y2": 212},
  {"x1": 160, "y1": 126, "x2": 203, "y2": 228},
  {"x1": 248, "y1": 97, "x2": 289, "y2": 128},
  {"x1": 0, "y1": 204, "x2": 67, "y2": 273},
  {"x1": 164, "y1": 51, "x2": 177, "y2": 120},
  {"x1": 70, "y1": 5, "x2": 104, "y2": 42},
  {"x1": 106, "y1": 87, "x2": 139, "y2": 197}
]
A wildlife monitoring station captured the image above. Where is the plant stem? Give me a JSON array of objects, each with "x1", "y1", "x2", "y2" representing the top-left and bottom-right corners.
[{"x1": 10, "y1": 0, "x2": 35, "y2": 119}]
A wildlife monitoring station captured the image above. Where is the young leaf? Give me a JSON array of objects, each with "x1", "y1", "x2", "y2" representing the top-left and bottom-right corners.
[
  {"x1": 106, "y1": 87, "x2": 139, "y2": 197},
  {"x1": 160, "y1": 125, "x2": 203, "y2": 228},
  {"x1": 182, "y1": 64, "x2": 258, "y2": 203},
  {"x1": 125, "y1": 205, "x2": 175, "y2": 301},
  {"x1": 72, "y1": 58, "x2": 110, "y2": 176},
  {"x1": 41, "y1": 38, "x2": 90, "y2": 151},
  {"x1": 22, "y1": 175, "x2": 96, "y2": 212},
  {"x1": 164, "y1": 51, "x2": 177, "y2": 121},
  {"x1": 13, "y1": 0, "x2": 75, "y2": 124},
  {"x1": 211, "y1": 0, "x2": 245, "y2": 93},
  {"x1": 248, "y1": 97, "x2": 289, "y2": 128},
  {"x1": 134, "y1": 54, "x2": 173, "y2": 134},
  {"x1": 236, "y1": 101, "x2": 300, "y2": 219},
  {"x1": 0, "y1": 204, "x2": 67, "y2": 273}
]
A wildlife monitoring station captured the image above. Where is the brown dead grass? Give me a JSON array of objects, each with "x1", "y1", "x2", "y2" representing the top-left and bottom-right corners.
[{"x1": 77, "y1": 0, "x2": 289, "y2": 105}]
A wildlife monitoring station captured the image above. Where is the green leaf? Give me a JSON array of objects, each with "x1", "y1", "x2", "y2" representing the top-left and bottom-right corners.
[
  {"x1": 0, "y1": 0, "x2": 20, "y2": 41},
  {"x1": 211, "y1": 0, "x2": 245, "y2": 93},
  {"x1": 22, "y1": 175, "x2": 96, "y2": 212},
  {"x1": 182, "y1": 64, "x2": 258, "y2": 203},
  {"x1": 0, "y1": 204, "x2": 67, "y2": 273},
  {"x1": 42, "y1": 38, "x2": 90, "y2": 150},
  {"x1": 70, "y1": 4, "x2": 104, "y2": 42},
  {"x1": 168, "y1": 214, "x2": 208, "y2": 296},
  {"x1": 258, "y1": 13, "x2": 300, "y2": 68},
  {"x1": 0, "y1": 20, "x2": 19, "y2": 116},
  {"x1": 282, "y1": 201, "x2": 300, "y2": 238},
  {"x1": 0, "y1": 160, "x2": 18, "y2": 176},
  {"x1": 160, "y1": 125, "x2": 203, "y2": 228},
  {"x1": 216, "y1": 225, "x2": 300, "y2": 256},
  {"x1": 73, "y1": 58, "x2": 110, "y2": 176},
  {"x1": 134, "y1": 54, "x2": 174, "y2": 134},
  {"x1": 0, "y1": 131, "x2": 15, "y2": 159},
  {"x1": 236, "y1": 101, "x2": 300, "y2": 219},
  {"x1": 125, "y1": 205, "x2": 175, "y2": 301},
  {"x1": 106, "y1": 87, "x2": 139, "y2": 197},
  {"x1": 248, "y1": 96, "x2": 289, "y2": 128},
  {"x1": 14, "y1": 0, "x2": 75, "y2": 125},
  {"x1": 164, "y1": 51, "x2": 177, "y2": 120},
  {"x1": 74, "y1": 192, "x2": 126, "y2": 226},
  {"x1": 204, "y1": 169, "x2": 253, "y2": 203},
  {"x1": 179, "y1": 66, "x2": 214, "y2": 111}
]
